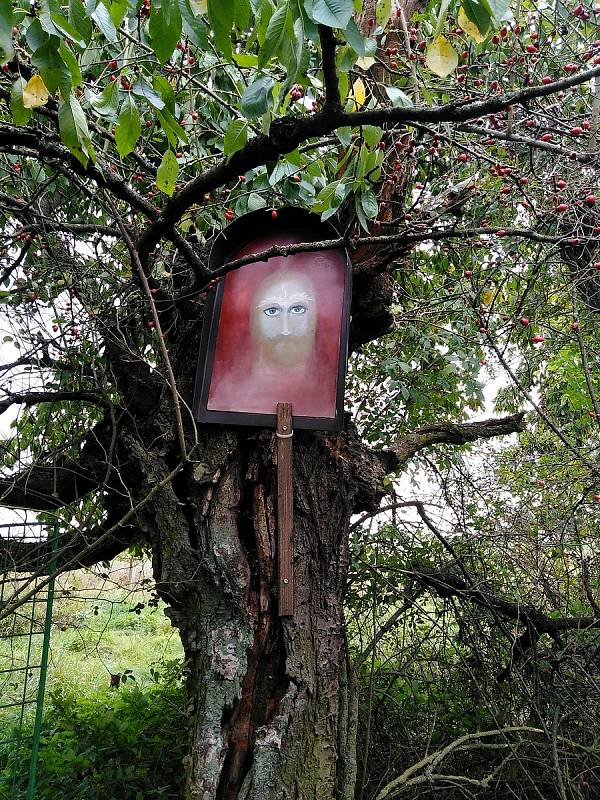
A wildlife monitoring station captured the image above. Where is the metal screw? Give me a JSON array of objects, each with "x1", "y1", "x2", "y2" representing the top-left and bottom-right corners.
[
  {"x1": 283, "y1": 578, "x2": 289, "y2": 585},
  {"x1": 283, "y1": 426, "x2": 287, "y2": 431}
]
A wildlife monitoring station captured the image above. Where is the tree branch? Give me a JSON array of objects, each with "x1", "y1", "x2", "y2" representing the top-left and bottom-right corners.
[
  {"x1": 319, "y1": 25, "x2": 342, "y2": 112},
  {"x1": 0, "y1": 390, "x2": 111, "y2": 415},
  {"x1": 0, "y1": 510, "x2": 138, "y2": 575},
  {"x1": 136, "y1": 62, "x2": 600, "y2": 262},
  {"x1": 387, "y1": 412, "x2": 526, "y2": 468}
]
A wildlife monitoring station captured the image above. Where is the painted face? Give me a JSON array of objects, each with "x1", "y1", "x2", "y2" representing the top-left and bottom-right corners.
[{"x1": 252, "y1": 271, "x2": 317, "y2": 369}]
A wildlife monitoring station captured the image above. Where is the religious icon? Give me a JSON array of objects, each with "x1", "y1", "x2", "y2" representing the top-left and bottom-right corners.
[{"x1": 193, "y1": 208, "x2": 351, "y2": 430}]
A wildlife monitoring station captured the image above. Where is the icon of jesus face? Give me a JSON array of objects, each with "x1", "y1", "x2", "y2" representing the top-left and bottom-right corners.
[{"x1": 251, "y1": 270, "x2": 317, "y2": 369}]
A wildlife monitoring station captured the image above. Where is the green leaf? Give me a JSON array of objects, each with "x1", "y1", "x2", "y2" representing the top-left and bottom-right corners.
[
  {"x1": 58, "y1": 92, "x2": 94, "y2": 166},
  {"x1": 156, "y1": 150, "x2": 179, "y2": 196},
  {"x1": 0, "y1": 0, "x2": 15, "y2": 64},
  {"x1": 89, "y1": 79, "x2": 120, "y2": 118},
  {"x1": 486, "y1": 0, "x2": 512, "y2": 21},
  {"x1": 223, "y1": 119, "x2": 248, "y2": 156},
  {"x1": 461, "y1": 0, "x2": 491, "y2": 35},
  {"x1": 385, "y1": 86, "x2": 412, "y2": 107},
  {"x1": 432, "y1": 0, "x2": 451, "y2": 39},
  {"x1": 26, "y1": 19, "x2": 48, "y2": 53},
  {"x1": 11, "y1": 78, "x2": 32, "y2": 126},
  {"x1": 92, "y1": 2, "x2": 117, "y2": 41},
  {"x1": 234, "y1": 0, "x2": 251, "y2": 29},
  {"x1": 375, "y1": 0, "x2": 391, "y2": 30},
  {"x1": 115, "y1": 94, "x2": 141, "y2": 157},
  {"x1": 362, "y1": 125, "x2": 381, "y2": 149},
  {"x1": 344, "y1": 18, "x2": 367, "y2": 55},
  {"x1": 336, "y1": 126, "x2": 352, "y2": 146},
  {"x1": 50, "y1": 11, "x2": 87, "y2": 48},
  {"x1": 208, "y1": 0, "x2": 234, "y2": 60},
  {"x1": 132, "y1": 78, "x2": 165, "y2": 110},
  {"x1": 306, "y1": 0, "x2": 354, "y2": 29},
  {"x1": 248, "y1": 191, "x2": 267, "y2": 210},
  {"x1": 180, "y1": 0, "x2": 210, "y2": 46},
  {"x1": 360, "y1": 187, "x2": 378, "y2": 219},
  {"x1": 152, "y1": 74, "x2": 175, "y2": 113},
  {"x1": 156, "y1": 107, "x2": 189, "y2": 146},
  {"x1": 149, "y1": 0, "x2": 182, "y2": 64},
  {"x1": 31, "y1": 37, "x2": 70, "y2": 95},
  {"x1": 241, "y1": 75, "x2": 275, "y2": 118},
  {"x1": 59, "y1": 40, "x2": 82, "y2": 87},
  {"x1": 258, "y1": 1, "x2": 289, "y2": 68},
  {"x1": 280, "y1": 10, "x2": 303, "y2": 81},
  {"x1": 108, "y1": 0, "x2": 129, "y2": 27},
  {"x1": 69, "y1": 0, "x2": 92, "y2": 42}
]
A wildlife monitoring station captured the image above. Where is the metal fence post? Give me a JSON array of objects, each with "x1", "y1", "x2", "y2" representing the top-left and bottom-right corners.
[{"x1": 25, "y1": 522, "x2": 58, "y2": 800}]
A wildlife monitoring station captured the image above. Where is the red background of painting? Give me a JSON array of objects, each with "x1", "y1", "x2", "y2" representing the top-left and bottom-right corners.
[{"x1": 207, "y1": 229, "x2": 346, "y2": 418}]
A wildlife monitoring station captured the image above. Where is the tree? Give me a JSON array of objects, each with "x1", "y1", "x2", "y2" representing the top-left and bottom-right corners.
[{"x1": 1, "y1": 0, "x2": 600, "y2": 797}]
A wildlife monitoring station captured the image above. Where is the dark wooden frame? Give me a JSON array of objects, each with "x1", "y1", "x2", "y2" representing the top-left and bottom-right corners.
[{"x1": 193, "y1": 208, "x2": 351, "y2": 431}]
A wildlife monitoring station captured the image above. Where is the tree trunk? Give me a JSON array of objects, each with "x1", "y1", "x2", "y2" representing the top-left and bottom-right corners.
[{"x1": 146, "y1": 421, "x2": 387, "y2": 800}]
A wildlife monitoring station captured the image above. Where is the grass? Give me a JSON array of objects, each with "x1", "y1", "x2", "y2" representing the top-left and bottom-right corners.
[{"x1": 0, "y1": 560, "x2": 185, "y2": 800}]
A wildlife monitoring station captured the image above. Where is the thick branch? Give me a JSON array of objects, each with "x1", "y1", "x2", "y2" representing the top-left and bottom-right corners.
[
  {"x1": 388, "y1": 412, "x2": 526, "y2": 467},
  {"x1": 409, "y1": 566, "x2": 600, "y2": 635},
  {"x1": 0, "y1": 512, "x2": 138, "y2": 575},
  {"x1": 0, "y1": 421, "x2": 114, "y2": 510},
  {"x1": 319, "y1": 25, "x2": 342, "y2": 112},
  {"x1": 136, "y1": 63, "x2": 600, "y2": 261},
  {"x1": 0, "y1": 390, "x2": 110, "y2": 416}
]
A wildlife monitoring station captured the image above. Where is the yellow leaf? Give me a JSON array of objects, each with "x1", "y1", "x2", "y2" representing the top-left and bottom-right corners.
[
  {"x1": 426, "y1": 36, "x2": 458, "y2": 78},
  {"x1": 22, "y1": 75, "x2": 49, "y2": 109},
  {"x1": 482, "y1": 289, "x2": 495, "y2": 305},
  {"x1": 350, "y1": 77, "x2": 366, "y2": 110},
  {"x1": 458, "y1": 8, "x2": 488, "y2": 44}
]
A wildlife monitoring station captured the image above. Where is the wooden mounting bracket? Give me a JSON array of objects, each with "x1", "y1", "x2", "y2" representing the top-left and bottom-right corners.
[{"x1": 276, "y1": 402, "x2": 294, "y2": 617}]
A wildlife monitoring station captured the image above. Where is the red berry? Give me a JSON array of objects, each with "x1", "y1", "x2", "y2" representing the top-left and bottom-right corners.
[
  {"x1": 531, "y1": 335, "x2": 544, "y2": 343},
  {"x1": 224, "y1": 209, "x2": 234, "y2": 220},
  {"x1": 271, "y1": 209, "x2": 278, "y2": 219},
  {"x1": 496, "y1": 229, "x2": 506, "y2": 237},
  {"x1": 520, "y1": 317, "x2": 529, "y2": 326},
  {"x1": 526, "y1": 44, "x2": 537, "y2": 53},
  {"x1": 458, "y1": 153, "x2": 469, "y2": 162},
  {"x1": 464, "y1": 270, "x2": 473, "y2": 277},
  {"x1": 571, "y1": 127, "x2": 583, "y2": 136},
  {"x1": 571, "y1": 321, "x2": 580, "y2": 330},
  {"x1": 582, "y1": 120, "x2": 591, "y2": 130},
  {"x1": 147, "y1": 320, "x2": 155, "y2": 329},
  {"x1": 540, "y1": 133, "x2": 553, "y2": 142},
  {"x1": 556, "y1": 179, "x2": 567, "y2": 188},
  {"x1": 557, "y1": 203, "x2": 569, "y2": 212},
  {"x1": 585, "y1": 194, "x2": 596, "y2": 205},
  {"x1": 188, "y1": 56, "x2": 196, "y2": 65},
  {"x1": 52, "y1": 324, "x2": 59, "y2": 332},
  {"x1": 541, "y1": 76, "x2": 553, "y2": 85}
]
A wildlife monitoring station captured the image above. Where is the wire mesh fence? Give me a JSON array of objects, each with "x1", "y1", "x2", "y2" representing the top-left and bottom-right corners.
[{"x1": 0, "y1": 521, "x2": 57, "y2": 800}]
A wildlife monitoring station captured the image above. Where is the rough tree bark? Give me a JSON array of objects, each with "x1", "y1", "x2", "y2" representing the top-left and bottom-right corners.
[{"x1": 115, "y1": 299, "x2": 391, "y2": 800}]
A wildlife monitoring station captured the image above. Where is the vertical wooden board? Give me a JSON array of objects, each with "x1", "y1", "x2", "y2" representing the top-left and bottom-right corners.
[{"x1": 277, "y1": 402, "x2": 294, "y2": 616}]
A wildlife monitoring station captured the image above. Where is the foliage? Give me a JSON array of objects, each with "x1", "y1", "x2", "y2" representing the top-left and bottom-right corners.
[
  {"x1": 0, "y1": 663, "x2": 186, "y2": 800},
  {"x1": 1, "y1": 0, "x2": 600, "y2": 797}
]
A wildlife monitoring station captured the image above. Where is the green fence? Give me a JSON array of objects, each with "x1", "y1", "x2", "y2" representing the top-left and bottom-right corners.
[{"x1": 0, "y1": 521, "x2": 57, "y2": 800}]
